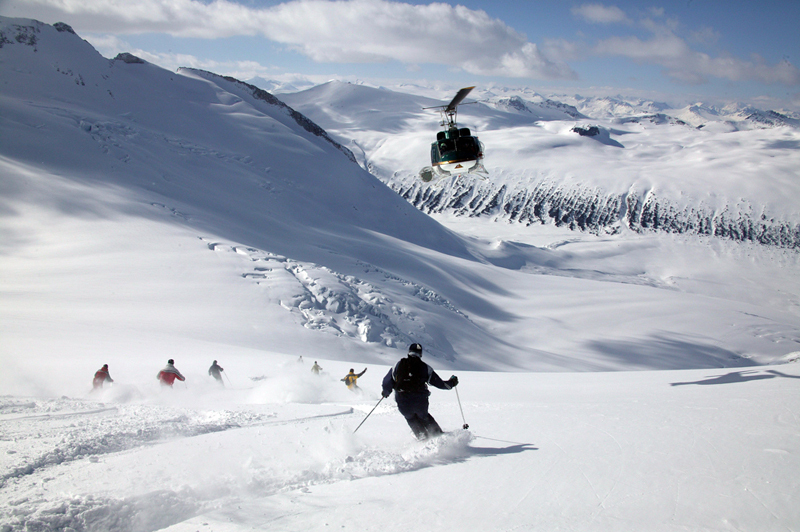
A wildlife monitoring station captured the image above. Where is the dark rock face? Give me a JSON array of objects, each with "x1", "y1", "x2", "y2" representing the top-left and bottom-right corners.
[
  {"x1": 53, "y1": 22, "x2": 75, "y2": 34},
  {"x1": 571, "y1": 125, "x2": 600, "y2": 137},
  {"x1": 113, "y1": 52, "x2": 146, "y2": 64},
  {"x1": 388, "y1": 177, "x2": 800, "y2": 249},
  {"x1": 0, "y1": 21, "x2": 41, "y2": 49}
]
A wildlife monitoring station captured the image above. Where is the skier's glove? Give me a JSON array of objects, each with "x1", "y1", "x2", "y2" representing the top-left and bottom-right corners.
[
  {"x1": 381, "y1": 390, "x2": 391, "y2": 398},
  {"x1": 447, "y1": 376, "x2": 458, "y2": 388}
]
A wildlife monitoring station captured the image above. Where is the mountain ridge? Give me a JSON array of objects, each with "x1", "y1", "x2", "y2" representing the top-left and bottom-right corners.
[
  {"x1": 279, "y1": 80, "x2": 800, "y2": 249},
  {"x1": 2, "y1": 17, "x2": 798, "y2": 373}
]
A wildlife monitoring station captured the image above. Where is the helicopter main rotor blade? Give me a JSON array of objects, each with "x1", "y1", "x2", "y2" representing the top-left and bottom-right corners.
[{"x1": 445, "y1": 86, "x2": 475, "y2": 113}]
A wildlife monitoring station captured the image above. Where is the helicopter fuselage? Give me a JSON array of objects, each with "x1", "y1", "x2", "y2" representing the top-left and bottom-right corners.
[
  {"x1": 430, "y1": 126, "x2": 484, "y2": 176},
  {"x1": 420, "y1": 86, "x2": 488, "y2": 183}
]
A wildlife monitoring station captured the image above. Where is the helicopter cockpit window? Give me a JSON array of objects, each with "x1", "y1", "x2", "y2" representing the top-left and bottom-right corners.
[
  {"x1": 457, "y1": 137, "x2": 479, "y2": 158},
  {"x1": 438, "y1": 140, "x2": 455, "y2": 155}
]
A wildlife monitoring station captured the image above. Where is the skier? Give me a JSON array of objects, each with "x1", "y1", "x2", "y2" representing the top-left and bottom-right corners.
[
  {"x1": 157, "y1": 359, "x2": 186, "y2": 387},
  {"x1": 208, "y1": 360, "x2": 224, "y2": 385},
  {"x1": 381, "y1": 343, "x2": 458, "y2": 440},
  {"x1": 91, "y1": 364, "x2": 114, "y2": 391},
  {"x1": 342, "y1": 368, "x2": 367, "y2": 390},
  {"x1": 311, "y1": 361, "x2": 322, "y2": 374}
]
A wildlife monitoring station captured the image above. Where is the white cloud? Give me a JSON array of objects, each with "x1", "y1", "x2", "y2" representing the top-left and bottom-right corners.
[
  {"x1": 571, "y1": 3, "x2": 630, "y2": 24},
  {"x1": 541, "y1": 38, "x2": 590, "y2": 63},
  {"x1": 84, "y1": 32, "x2": 279, "y2": 78},
  {"x1": 4, "y1": 0, "x2": 576, "y2": 80},
  {"x1": 565, "y1": 5, "x2": 800, "y2": 87},
  {"x1": 594, "y1": 33, "x2": 689, "y2": 63},
  {"x1": 594, "y1": 28, "x2": 800, "y2": 86},
  {"x1": 688, "y1": 26, "x2": 720, "y2": 46}
]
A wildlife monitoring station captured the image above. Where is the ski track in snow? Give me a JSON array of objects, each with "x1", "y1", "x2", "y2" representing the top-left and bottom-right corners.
[
  {"x1": 0, "y1": 396, "x2": 270, "y2": 489},
  {"x1": 0, "y1": 394, "x2": 475, "y2": 532}
]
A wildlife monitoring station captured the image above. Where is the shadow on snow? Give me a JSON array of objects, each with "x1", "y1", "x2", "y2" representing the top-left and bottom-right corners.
[{"x1": 670, "y1": 369, "x2": 800, "y2": 386}]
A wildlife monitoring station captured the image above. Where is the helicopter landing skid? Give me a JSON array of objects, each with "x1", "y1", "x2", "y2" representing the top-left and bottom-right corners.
[{"x1": 418, "y1": 165, "x2": 488, "y2": 186}]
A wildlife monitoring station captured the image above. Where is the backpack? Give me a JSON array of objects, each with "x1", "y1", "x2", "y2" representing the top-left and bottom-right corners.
[{"x1": 394, "y1": 356, "x2": 428, "y2": 392}]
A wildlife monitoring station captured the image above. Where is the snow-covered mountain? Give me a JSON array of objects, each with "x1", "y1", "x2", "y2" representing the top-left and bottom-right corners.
[
  {"x1": 477, "y1": 87, "x2": 800, "y2": 129},
  {"x1": 0, "y1": 17, "x2": 491, "y2": 370},
  {"x1": 666, "y1": 101, "x2": 800, "y2": 130},
  {"x1": 244, "y1": 75, "x2": 316, "y2": 94},
  {"x1": 2, "y1": 18, "x2": 799, "y2": 532},
  {"x1": 488, "y1": 94, "x2": 585, "y2": 120},
  {"x1": 279, "y1": 80, "x2": 800, "y2": 250},
  {"x1": 566, "y1": 95, "x2": 672, "y2": 119},
  {"x1": 2, "y1": 15, "x2": 798, "y2": 374}
]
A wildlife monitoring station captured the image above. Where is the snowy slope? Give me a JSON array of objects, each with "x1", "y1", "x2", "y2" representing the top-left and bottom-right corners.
[
  {"x1": 2, "y1": 359, "x2": 799, "y2": 532},
  {"x1": 2, "y1": 16, "x2": 799, "y2": 380},
  {"x1": 0, "y1": 17, "x2": 493, "y2": 374},
  {"x1": 1, "y1": 17, "x2": 800, "y2": 532}
]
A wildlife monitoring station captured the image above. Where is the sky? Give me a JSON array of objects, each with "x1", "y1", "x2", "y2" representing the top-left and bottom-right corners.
[{"x1": 3, "y1": 0, "x2": 800, "y2": 110}]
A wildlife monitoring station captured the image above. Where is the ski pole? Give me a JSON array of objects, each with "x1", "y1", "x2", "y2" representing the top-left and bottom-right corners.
[
  {"x1": 455, "y1": 385, "x2": 469, "y2": 430},
  {"x1": 224, "y1": 372, "x2": 233, "y2": 386},
  {"x1": 353, "y1": 396, "x2": 384, "y2": 434}
]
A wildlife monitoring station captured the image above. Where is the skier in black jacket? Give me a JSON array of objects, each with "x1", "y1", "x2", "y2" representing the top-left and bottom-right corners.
[{"x1": 381, "y1": 343, "x2": 458, "y2": 440}]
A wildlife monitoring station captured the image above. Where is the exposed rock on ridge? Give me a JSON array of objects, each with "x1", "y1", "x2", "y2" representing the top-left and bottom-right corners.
[{"x1": 390, "y1": 178, "x2": 800, "y2": 249}]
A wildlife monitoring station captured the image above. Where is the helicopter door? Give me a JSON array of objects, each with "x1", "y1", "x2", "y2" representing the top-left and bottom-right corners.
[{"x1": 430, "y1": 143, "x2": 440, "y2": 165}]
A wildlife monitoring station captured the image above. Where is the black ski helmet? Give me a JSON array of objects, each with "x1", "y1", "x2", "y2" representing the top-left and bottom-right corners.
[
  {"x1": 408, "y1": 343, "x2": 423, "y2": 357},
  {"x1": 168, "y1": 359, "x2": 174, "y2": 365}
]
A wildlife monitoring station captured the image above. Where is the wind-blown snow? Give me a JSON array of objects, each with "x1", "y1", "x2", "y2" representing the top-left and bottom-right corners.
[
  {"x1": 1, "y1": 18, "x2": 799, "y2": 532},
  {"x1": 2, "y1": 362, "x2": 799, "y2": 532}
]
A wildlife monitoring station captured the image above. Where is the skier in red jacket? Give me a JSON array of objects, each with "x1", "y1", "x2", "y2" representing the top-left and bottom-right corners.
[
  {"x1": 91, "y1": 364, "x2": 114, "y2": 391},
  {"x1": 157, "y1": 359, "x2": 186, "y2": 387}
]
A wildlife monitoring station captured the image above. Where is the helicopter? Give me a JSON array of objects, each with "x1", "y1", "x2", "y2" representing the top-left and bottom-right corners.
[{"x1": 419, "y1": 86, "x2": 488, "y2": 184}]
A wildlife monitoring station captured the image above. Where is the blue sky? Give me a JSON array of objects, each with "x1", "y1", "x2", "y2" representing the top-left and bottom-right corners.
[{"x1": 3, "y1": 0, "x2": 799, "y2": 109}]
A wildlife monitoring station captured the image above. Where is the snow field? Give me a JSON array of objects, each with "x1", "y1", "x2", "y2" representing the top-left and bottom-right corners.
[{"x1": 5, "y1": 361, "x2": 796, "y2": 531}]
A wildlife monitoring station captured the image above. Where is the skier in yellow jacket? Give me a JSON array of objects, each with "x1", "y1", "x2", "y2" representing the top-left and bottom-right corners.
[{"x1": 341, "y1": 368, "x2": 367, "y2": 391}]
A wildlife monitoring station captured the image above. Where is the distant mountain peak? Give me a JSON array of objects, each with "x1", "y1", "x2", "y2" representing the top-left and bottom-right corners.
[
  {"x1": 490, "y1": 94, "x2": 584, "y2": 120},
  {"x1": 184, "y1": 68, "x2": 357, "y2": 164},
  {"x1": 53, "y1": 22, "x2": 75, "y2": 34}
]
